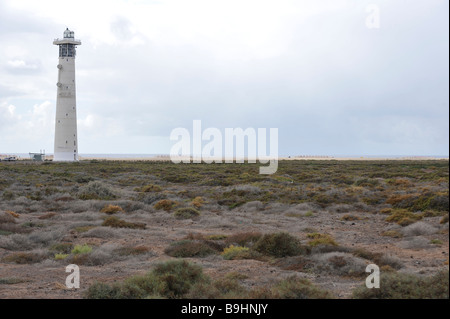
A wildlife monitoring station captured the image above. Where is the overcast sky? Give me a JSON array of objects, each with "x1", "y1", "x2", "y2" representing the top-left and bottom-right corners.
[{"x1": 0, "y1": 0, "x2": 448, "y2": 156}]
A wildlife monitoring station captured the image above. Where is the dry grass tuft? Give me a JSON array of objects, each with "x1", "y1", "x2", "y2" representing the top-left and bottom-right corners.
[
  {"x1": 154, "y1": 199, "x2": 177, "y2": 212},
  {"x1": 307, "y1": 233, "x2": 338, "y2": 247},
  {"x1": 100, "y1": 204, "x2": 124, "y2": 215}
]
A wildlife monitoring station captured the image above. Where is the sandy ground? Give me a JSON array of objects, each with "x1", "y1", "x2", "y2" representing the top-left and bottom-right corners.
[{"x1": 0, "y1": 201, "x2": 448, "y2": 299}]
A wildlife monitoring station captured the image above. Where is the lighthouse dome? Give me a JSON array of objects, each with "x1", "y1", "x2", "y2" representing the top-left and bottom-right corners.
[{"x1": 63, "y1": 28, "x2": 74, "y2": 39}]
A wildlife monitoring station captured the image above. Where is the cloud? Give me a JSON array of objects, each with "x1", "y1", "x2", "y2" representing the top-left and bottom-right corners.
[
  {"x1": 0, "y1": 0, "x2": 448, "y2": 155},
  {"x1": 0, "y1": 102, "x2": 19, "y2": 126}
]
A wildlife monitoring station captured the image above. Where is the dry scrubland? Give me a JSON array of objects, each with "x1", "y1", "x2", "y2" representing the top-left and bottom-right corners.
[{"x1": 0, "y1": 160, "x2": 448, "y2": 299}]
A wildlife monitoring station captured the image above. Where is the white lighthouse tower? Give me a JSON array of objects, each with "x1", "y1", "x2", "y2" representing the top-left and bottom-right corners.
[{"x1": 53, "y1": 28, "x2": 81, "y2": 161}]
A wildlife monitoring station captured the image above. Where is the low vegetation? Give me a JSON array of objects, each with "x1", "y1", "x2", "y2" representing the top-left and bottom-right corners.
[
  {"x1": 0, "y1": 159, "x2": 448, "y2": 299},
  {"x1": 102, "y1": 216, "x2": 146, "y2": 229},
  {"x1": 100, "y1": 204, "x2": 124, "y2": 215},
  {"x1": 352, "y1": 270, "x2": 449, "y2": 299},
  {"x1": 174, "y1": 207, "x2": 200, "y2": 219},
  {"x1": 253, "y1": 232, "x2": 309, "y2": 257},
  {"x1": 306, "y1": 233, "x2": 338, "y2": 247},
  {"x1": 85, "y1": 259, "x2": 335, "y2": 299}
]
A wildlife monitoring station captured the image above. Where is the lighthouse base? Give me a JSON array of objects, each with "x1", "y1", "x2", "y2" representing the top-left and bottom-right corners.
[{"x1": 54, "y1": 152, "x2": 78, "y2": 162}]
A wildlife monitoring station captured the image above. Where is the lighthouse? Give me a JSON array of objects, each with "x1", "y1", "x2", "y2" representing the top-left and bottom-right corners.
[{"x1": 53, "y1": 28, "x2": 81, "y2": 161}]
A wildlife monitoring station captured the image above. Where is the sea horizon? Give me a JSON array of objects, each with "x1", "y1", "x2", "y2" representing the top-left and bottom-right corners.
[{"x1": 2, "y1": 153, "x2": 449, "y2": 159}]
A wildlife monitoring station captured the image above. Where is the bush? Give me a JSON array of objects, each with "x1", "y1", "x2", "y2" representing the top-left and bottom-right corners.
[
  {"x1": 386, "y1": 192, "x2": 449, "y2": 212},
  {"x1": 253, "y1": 232, "x2": 309, "y2": 258},
  {"x1": 386, "y1": 194, "x2": 417, "y2": 208},
  {"x1": 352, "y1": 248, "x2": 403, "y2": 270},
  {"x1": 50, "y1": 242, "x2": 73, "y2": 254},
  {"x1": 85, "y1": 260, "x2": 208, "y2": 299},
  {"x1": 430, "y1": 239, "x2": 443, "y2": 245},
  {"x1": 306, "y1": 233, "x2": 338, "y2": 247},
  {"x1": 221, "y1": 245, "x2": 250, "y2": 260},
  {"x1": 211, "y1": 276, "x2": 248, "y2": 298},
  {"x1": 100, "y1": 204, "x2": 124, "y2": 215},
  {"x1": 385, "y1": 209, "x2": 422, "y2": 226},
  {"x1": 78, "y1": 181, "x2": 118, "y2": 200},
  {"x1": 271, "y1": 275, "x2": 334, "y2": 299},
  {"x1": 401, "y1": 222, "x2": 437, "y2": 237},
  {"x1": 225, "y1": 232, "x2": 262, "y2": 247},
  {"x1": 164, "y1": 240, "x2": 217, "y2": 258},
  {"x1": 154, "y1": 199, "x2": 177, "y2": 212},
  {"x1": 191, "y1": 196, "x2": 205, "y2": 208},
  {"x1": 413, "y1": 193, "x2": 449, "y2": 212},
  {"x1": 102, "y1": 216, "x2": 146, "y2": 229},
  {"x1": 84, "y1": 282, "x2": 124, "y2": 299},
  {"x1": 312, "y1": 252, "x2": 367, "y2": 277},
  {"x1": 0, "y1": 233, "x2": 36, "y2": 250},
  {"x1": 71, "y1": 244, "x2": 93, "y2": 255},
  {"x1": 174, "y1": 207, "x2": 200, "y2": 219},
  {"x1": 151, "y1": 260, "x2": 208, "y2": 298},
  {"x1": 352, "y1": 270, "x2": 449, "y2": 299},
  {"x1": 2, "y1": 251, "x2": 47, "y2": 264}
]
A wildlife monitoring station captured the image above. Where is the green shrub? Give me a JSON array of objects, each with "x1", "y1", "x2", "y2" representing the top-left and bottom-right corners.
[
  {"x1": 253, "y1": 232, "x2": 308, "y2": 258},
  {"x1": 54, "y1": 253, "x2": 69, "y2": 260},
  {"x1": 84, "y1": 282, "x2": 128, "y2": 299},
  {"x1": 412, "y1": 193, "x2": 449, "y2": 212},
  {"x1": 221, "y1": 245, "x2": 250, "y2": 260},
  {"x1": 306, "y1": 233, "x2": 338, "y2": 247},
  {"x1": 174, "y1": 207, "x2": 200, "y2": 219},
  {"x1": 85, "y1": 259, "x2": 208, "y2": 299},
  {"x1": 352, "y1": 270, "x2": 449, "y2": 299},
  {"x1": 71, "y1": 244, "x2": 93, "y2": 255},
  {"x1": 271, "y1": 276, "x2": 334, "y2": 299},
  {"x1": 386, "y1": 192, "x2": 448, "y2": 212},
  {"x1": 385, "y1": 209, "x2": 422, "y2": 225}
]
